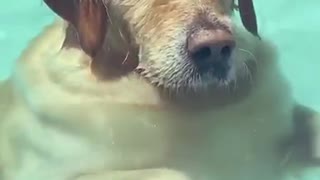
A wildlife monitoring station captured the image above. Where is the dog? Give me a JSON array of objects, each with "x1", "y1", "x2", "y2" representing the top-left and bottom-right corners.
[{"x1": 1, "y1": 0, "x2": 320, "y2": 179}]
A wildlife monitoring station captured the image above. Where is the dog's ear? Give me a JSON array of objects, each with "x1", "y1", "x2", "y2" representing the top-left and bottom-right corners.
[
  {"x1": 44, "y1": 0, "x2": 108, "y2": 56},
  {"x1": 238, "y1": 0, "x2": 260, "y2": 39}
]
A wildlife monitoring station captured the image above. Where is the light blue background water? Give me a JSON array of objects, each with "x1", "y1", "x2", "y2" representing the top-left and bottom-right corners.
[{"x1": 0, "y1": 0, "x2": 319, "y2": 111}]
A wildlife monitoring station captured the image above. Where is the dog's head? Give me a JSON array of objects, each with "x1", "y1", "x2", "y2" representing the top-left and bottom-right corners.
[{"x1": 44, "y1": 0, "x2": 261, "y2": 101}]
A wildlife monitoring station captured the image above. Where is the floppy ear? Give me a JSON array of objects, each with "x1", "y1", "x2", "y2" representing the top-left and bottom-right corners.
[
  {"x1": 238, "y1": 0, "x2": 260, "y2": 39},
  {"x1": 44, "y1": 0, "x2": 108, "y2": 56}
]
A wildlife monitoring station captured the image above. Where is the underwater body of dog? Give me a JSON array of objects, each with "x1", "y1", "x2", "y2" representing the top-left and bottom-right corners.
[{"x1": 0, "y1": 0, "x2": 320, "y2": 179}]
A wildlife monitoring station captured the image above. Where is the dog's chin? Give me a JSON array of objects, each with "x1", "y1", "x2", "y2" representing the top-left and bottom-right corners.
[{"x1": 135, "y1": 66, "x2": 239, "y2": 107}]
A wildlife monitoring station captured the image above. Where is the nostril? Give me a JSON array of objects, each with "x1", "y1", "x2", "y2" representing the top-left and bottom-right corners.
[
  {"x1": 220, "y1": 45, "x2": 232, "y2": 58},
  {"x1": 189, "y1": 43, "x2": 234, "y2": 63},
  {"x1": 191, "y1": 46, "x2": 211, "y2": 62},
  {"x1": 187, "y1": 29, "x2": 235, "y2": 63}
]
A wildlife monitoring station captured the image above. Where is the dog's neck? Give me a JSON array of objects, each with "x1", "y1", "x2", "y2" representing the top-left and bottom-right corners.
[{"x1": 63, "y1": 24, "x2": 139, "y2": 80}]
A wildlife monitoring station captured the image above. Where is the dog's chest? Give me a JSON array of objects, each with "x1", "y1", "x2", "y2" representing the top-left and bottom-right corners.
[
  {"x1": 167, "y1": 101, "x2": 294, "y2": 180},
  {"x1": 3, "y1": 102, "x2": 184, "y2": 180},
  {"x1": 5, "y1": 83, "x2": 295, "y2": 180},
  {"x1": 199, "y1": 109, "x2": 293, "y2": 180}
]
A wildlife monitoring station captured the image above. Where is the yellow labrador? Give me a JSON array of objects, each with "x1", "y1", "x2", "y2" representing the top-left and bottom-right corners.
[{"x1": 0, "y1": 0, "x2": 320, "y2": 179}]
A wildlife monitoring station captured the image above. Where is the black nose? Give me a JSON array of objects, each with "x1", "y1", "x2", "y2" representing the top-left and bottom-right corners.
[{"x1": 187, "y1": 29, "x2": 235, "y2": 78}]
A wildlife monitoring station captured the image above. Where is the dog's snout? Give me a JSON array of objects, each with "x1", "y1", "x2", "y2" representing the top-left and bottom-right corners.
[{"x1": 187, "y1": 29, "x2": 235, "y2": 66}]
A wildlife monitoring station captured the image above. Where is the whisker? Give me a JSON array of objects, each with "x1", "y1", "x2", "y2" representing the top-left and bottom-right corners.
[
  {"x1": 103, "y1": 2, "x2": 113, "y2": 26},
  {"x1": 118, "y1": 29, "x2": 127, "y2": 42},
  {"x1": 227, "y1": 80, "x2": 233, "y2": 93},
  {"x1": 238, "y1": 48, "x2": 258, "y2": 70},
  {"x1": 232, "y1": 77, "x2": 238, "y2": 93},
  {"x1": 242, "y1": 62, "x2": 253, "y2": 85},
  {"x1": 238, "y1": 48, "x2": 257, "y2": 63},
  {"x1": 122, "y1": 51, "x2": 130, "y2": 64},
  {"x1": 238, "y1": 48, "x2": 256, "y2": 85}
]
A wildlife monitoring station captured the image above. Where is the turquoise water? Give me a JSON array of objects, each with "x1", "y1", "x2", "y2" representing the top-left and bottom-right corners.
[{"x1": 1, "y1": 0, "x2": 319, "y2": 110}]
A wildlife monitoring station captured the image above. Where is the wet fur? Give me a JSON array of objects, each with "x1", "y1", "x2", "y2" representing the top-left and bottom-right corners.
[{"x1": 0, "y1": 0, "x2": 320, "y2": 180}]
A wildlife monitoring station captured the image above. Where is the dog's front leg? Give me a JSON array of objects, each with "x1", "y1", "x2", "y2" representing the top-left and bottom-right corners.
[
  {"x1": 283, "y1": 104, "x2": 320, "y2": 179},
  {"x1": 308, "y1": 112, "x2": 320, "y2": 161},
  {"x1": 291, "y1": 104, "x2": 320, "y2": 162},
  {"x1": 73, "y1": 168, "x2": 191, "y2": 180}
]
